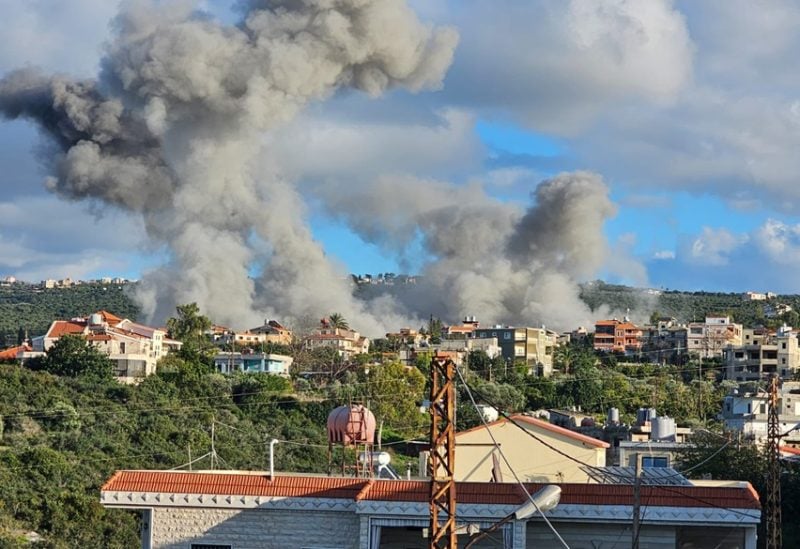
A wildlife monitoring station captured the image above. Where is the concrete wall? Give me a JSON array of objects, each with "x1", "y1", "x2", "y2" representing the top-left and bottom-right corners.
[
  {"x1": 454, "y1": 421, "x2": 605, "y2": 483},
  {"x1": 150, "y1": 507, "x2": 360, "y2": 549}
]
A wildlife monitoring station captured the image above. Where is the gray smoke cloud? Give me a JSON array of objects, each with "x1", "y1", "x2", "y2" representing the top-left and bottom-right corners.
[
  {"x1": 0, "y1": 0, "x2": 458, "y2": 332},
  {"x1": 314, "y1": 170, "x2": 622, "y2": 331}
]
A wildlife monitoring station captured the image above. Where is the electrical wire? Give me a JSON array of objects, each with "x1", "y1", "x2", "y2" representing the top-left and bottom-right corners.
[{"x1": 455, "y1": 365, "x2": 571, "y2": 549}]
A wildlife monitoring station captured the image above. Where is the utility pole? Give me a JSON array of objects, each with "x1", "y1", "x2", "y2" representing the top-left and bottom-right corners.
[
  {"x1": 428, "y1": 355, "x2": 457, "y2": 549},
  {"x1": 632, "y1": 453, "x2": 642, "y2": 549},
  {"x1": 766, "y1": 374, "x2": 782, "y2": 549}
]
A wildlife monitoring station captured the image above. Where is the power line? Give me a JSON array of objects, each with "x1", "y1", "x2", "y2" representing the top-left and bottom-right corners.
[{"x1": 455, "y1": 365, "x2": 571, "y2": 549}]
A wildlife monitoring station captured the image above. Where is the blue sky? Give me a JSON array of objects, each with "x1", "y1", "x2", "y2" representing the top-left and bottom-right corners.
[{"x1": 3, "y1": 0, "x2": 800, "y2": 305}]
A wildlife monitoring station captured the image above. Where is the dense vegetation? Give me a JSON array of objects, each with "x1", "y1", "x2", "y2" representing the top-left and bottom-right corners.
[
  {"x1": 580, "y1": 280, "x2": 800, "y2": 328},
  {"x1": 0, "y1": 283, "x2": 140, "y2": 346},
  {"x1": 2, "y1": 283, "x2": 800, "y2": 545}
]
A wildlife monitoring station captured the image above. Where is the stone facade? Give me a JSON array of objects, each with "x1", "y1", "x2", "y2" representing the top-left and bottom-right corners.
[{"x1": 148, "y1": 507, "x2": 359, "y2": 549}]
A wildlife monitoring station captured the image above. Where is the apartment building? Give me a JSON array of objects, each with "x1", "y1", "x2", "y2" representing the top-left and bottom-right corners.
[
  {"x1": 472, "y1": 325, "x2": 556, "y2": 375},
  {"x1": 687, "y1": 316, "x2": 743, "y2": 359},
  {"x1": 721, "y1": 381, "x2": 800, "y2": 446},
  {"x1": 639, "y1": 317, "x2": 688, "y2": 364},
  {"x1": 30, "y1": 311, "x2": 178, "y2": 383},
  {"x1": 724, "y1": 325, "x2": 800, "y2": 381},
  {"x1": 593, "y1": 319, "x2": 642, "y2": 355}
]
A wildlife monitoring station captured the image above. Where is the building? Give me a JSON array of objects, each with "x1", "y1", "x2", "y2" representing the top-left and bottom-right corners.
[
  {"x1": 248, "y1": 320, "x2": 293, "y2": 345},
  {"x1": 724, "y1": 325, "x2": 800, "y2": 381},
  {"x1": 687, "y1": 316, "x2": 743, "y2": 359},
  {"x1": 639, "y1": 317, "x2": 688, "y2": 364},
  {"x1": 213, "y1": 352, "x2": 293, "y2": 376},
  {"x1": 593, "y1": 319, "x2": 643, "y2": 355},
  {"x1": 100, "y1": 469, "x2": 760, "y2": 548},
  {"x1": 444, "y1": 316, "x2": 480, "y2": 339},
  {"x1": 451, "y1": 414, "x2": 609, "y2": 483},
  {"x1": 721, "y1": 382, "x2": 800, "y2": 446},
  {"x1": 472, "y1": 326, "x2": 556, "y2": 375},
  {"x1": 304, "y1": 319, "x2": 370, "y2": 360},
  {"x1": 28, "y1": 311, "x2": 179, "y2": 383},
  {"x1": 399, "y1": 337, "x2": 501, "y2": 368}
]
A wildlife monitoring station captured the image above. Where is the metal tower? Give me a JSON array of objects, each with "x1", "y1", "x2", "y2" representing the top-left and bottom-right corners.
[
  {"x1": 766, "y1": 374, "x2": 782, "y2": 549},
  {"x1": 428, "y1": 355, "x2": 457, "y2": 549}
]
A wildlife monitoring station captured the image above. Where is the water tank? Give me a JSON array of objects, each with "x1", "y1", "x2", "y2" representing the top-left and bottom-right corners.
[
  {"x1": 476, "y1": 404, "x2": 499, "y2": 423},
  {"x1": 327, "y1": 404, "x2": 376, "y2": 446},
  {"x1": 581, "y1": 417, "x2": 595, "y2": 427},
  {"x1": 89, "y1": 313, "x2": 102, "y2": 325},
  {"x1": 608, "y1": 407, "x2": 620, "y2": 426},
  {"x1": 652, "y1": 416, "x2": 676, "y2": 442}
]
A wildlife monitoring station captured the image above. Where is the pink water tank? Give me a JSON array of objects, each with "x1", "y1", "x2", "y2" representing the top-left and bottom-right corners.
[{"x1": 327, "y1": 404, "x2": 376, "y2": 446}]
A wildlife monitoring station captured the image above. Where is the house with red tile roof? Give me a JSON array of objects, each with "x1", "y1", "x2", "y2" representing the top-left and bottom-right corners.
[
  {"x1": 451, "y1": 414, "x2": 609, "y2": 484},
  {"x1": 28, "y1": 311, "x2": 179, "y2": 383},
  {"x1": 99, "y1": 469, "x2": 760, "y2": 548},
  {"x1": 304, "y1": 319, "x2": 370, "y2": 359}
]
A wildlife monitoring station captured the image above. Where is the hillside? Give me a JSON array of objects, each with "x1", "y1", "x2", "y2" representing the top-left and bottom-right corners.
[
  {"x1": 580, "y1": 281, "x2": 800, "y2": 328},
  {"x1": 0, "y1": 283, "x2": 140, "y2": 345}
]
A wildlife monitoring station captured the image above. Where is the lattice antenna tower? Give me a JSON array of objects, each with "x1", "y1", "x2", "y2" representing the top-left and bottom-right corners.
[
  {"x1": 766, "y1": 374, "x2": 782, "y2": 549},
  {"x1": 428, "y1": 355, "x2": 457, "y2": 549}
]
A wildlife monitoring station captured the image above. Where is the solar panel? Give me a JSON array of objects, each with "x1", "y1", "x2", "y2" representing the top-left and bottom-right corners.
[{"x1": 581, "y1": 466, "x2": 693, "y2": 486}]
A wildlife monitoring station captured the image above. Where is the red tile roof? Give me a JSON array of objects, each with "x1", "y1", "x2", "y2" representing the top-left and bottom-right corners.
[
  {"x1": 97, "y1": 310, "x2": 123, "y2": 326},
  {"x1": 101, "y1": 471, "x2": 760, "y2": 510},
  {"x1": 0, "y1": 344, "x2": 29, "y2": 360},
  {"x1": 47, "y1": 320, "x2": 87, "y2": 339},
  {"x1": 457, "y1": 414, "x2": 610, "y2": 449}
]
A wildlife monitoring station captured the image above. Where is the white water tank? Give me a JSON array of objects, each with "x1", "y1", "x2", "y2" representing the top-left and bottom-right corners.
[
  {"x1": 652, "y1": 416, "x2": 676, "y2": 442},
  {"x1": 608, "y1": 407, "x2": 620, "y2": 426},
  {"x1": 89, "y1": 313, "x2": 102, "y2": 325}
]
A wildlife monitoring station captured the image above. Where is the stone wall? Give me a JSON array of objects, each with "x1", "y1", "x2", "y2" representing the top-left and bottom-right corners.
[{"x1": 151, "y1": 507, "x2": 360, "y2": 549}]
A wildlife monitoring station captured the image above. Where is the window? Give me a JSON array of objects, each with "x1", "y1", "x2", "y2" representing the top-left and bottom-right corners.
[
  {"x1": 642, "y1": 456, "x2": 668, "y2": 468},
  {"x1": 191, "y1": 545, "x2": 232, "y2": 549}
]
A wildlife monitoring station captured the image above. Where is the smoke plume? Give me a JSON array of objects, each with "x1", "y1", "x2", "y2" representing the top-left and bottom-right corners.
[
  {"x1": 1, "y1": 0, "x2": 636, "y2": 336},
  {"x1": 0, "y1": 0, "x2": 458, "y2": 332}
]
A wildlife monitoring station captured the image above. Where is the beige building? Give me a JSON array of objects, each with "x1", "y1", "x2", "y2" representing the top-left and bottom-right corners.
[
  {"x1": 687, "y1": 316, "x2": 743, "y2": 359},
  {"x1": 453, "y1": 415, "x2": 608, "y2": 483},
  {"x1": 725, "y1": 325, "x2": 800, "y2": 381},
  {"x1": 304, "y1": 320, "x2": 370, "y2": 359}
]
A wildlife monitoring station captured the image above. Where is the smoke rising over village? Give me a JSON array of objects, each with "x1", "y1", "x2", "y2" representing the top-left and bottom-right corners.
[{"x1": 0, "y1": 0, "x2": 629, "y2": 335}]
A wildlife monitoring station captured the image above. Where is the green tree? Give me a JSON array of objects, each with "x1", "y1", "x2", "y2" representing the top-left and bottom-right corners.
[
  {"x1": 366, "y1": 361, "x2": 426, "y2": 439},
  {"x1": 29, "y1": 335, "x2": 113, "y2": 379},
  {"x1": 327, "y1": 313, "x2": 349, "y2": 330},
  {"x1": 166, "y1": 303, "x2": 215, "y2": 362}
]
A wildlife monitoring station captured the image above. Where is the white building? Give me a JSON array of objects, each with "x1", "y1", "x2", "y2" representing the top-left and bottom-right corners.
[
  {"x1": 101, "y1": 470, "x2": 760, "y2": 549},
  {"x1": 721, "y1": 382, "x2": 800, "y2": 446},
  {"x1": 29, "y1": 311, "x2": 180, "y2": 383},
  {"x1": 687, "y1": 316, "x2": 743, "y2": 359}
]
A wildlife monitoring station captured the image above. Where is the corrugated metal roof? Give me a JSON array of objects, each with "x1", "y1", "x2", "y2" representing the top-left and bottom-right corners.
[{"x1": 101, "y1": 471, "x2": 760, "y2": 510}]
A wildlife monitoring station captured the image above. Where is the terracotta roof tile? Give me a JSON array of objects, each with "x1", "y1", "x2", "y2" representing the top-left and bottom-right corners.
[
  {"x1": 47, "y1": 320, "x2": 87, "y2": 339},
  {"x1": 101, "y1": 471, "x2": 760, "y2": 510}
]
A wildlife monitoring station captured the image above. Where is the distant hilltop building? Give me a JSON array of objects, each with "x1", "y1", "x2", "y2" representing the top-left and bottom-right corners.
[{"x1": 743, "y1": 291, "x2": 777, "y2": 301}]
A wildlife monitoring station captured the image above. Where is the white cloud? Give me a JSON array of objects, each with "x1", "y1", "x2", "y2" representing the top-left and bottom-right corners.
[
  {"x1": 653, "y1": 250, "x2": 675, "y2": 260},
  {"x1": 443, "y1": 0, "x2": 693, "y2": 133},
  {"x1": 754, "y1": 219, "x2": 800, "y2": 265},
  {"x1": 686, "y1": 227, "x2": 748, "y2": 266}
]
